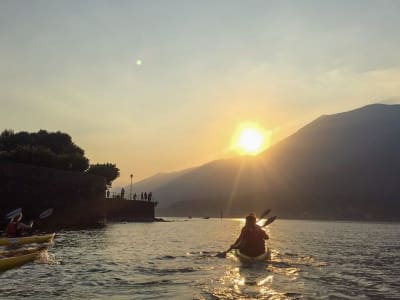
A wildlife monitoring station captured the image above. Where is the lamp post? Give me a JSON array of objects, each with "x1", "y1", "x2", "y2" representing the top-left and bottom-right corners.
[{"x1": 130, "y1": 174, "x2": 133, "y2": 200}]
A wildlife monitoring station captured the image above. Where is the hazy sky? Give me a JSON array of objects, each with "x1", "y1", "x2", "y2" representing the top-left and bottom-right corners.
[{"x1": 1, "y1": 0, "x2": 400, "y2": 185}]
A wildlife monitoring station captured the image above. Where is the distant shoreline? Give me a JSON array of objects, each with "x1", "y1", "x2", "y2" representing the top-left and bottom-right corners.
[{"x1": 157, "y1": 216, "x2": 400, "y2": 223}]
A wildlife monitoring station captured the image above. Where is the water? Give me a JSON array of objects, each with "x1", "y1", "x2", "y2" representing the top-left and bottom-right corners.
[{"x1": 1, "y1": 219, "x2": 399, "y2": 299}]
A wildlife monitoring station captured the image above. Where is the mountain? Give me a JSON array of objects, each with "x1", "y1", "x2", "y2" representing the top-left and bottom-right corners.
[
  {"x1": 133, "y1": 104, "x2": 400, "y2": 220},
  {"x1": 133, "y1": 167, "x2": 195, "y2": 194}
]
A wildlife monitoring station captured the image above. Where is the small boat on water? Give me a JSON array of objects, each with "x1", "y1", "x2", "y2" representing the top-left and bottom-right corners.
[
  {"x1": 0, "y1": 233, "x2": 55, "y2": 246},
  {"x1": 0, "y1": 235, "x2": 54, "y2": 272},
  {"x1": 203, "y1": 216, "x2": 210, "y2": 219},
  {"x1": 0, "y1": 247, "x2": 47, "y2": 271}
]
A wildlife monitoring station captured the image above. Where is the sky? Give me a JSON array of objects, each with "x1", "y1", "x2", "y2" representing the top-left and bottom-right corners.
[{"x1": 1, "y1": 0, "x2": 400, "y2": 186}]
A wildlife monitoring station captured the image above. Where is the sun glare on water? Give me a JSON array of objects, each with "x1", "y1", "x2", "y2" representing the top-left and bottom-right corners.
[{"x1": 232, "y1": 123, "x2": 270, "y2": 155}]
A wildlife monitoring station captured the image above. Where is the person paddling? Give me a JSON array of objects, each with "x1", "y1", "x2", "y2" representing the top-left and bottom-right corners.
[
  {"x1": 231, "y1": 213, "x2": 269, "y2": 257},
  {"x1": 6, "y1": 213, "x2": 33, "y2": 237}
]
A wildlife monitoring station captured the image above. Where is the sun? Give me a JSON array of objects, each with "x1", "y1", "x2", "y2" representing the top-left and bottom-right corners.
[
  {"x1": 232, "y1": 123, "x2": 270, "y2": 155},
  {"x1": 238, "y1": 128, "x2": 264, "y2": 153}
]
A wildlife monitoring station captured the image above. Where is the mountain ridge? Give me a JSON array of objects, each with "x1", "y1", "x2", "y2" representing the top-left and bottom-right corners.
[{"x1": 133, "y1": 103, "x2": 400, "y2": 220}]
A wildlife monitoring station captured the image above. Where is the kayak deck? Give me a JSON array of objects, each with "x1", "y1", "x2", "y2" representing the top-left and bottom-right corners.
[{"x1": 0, "y1": 233, "x2": 55, "y2": 246}]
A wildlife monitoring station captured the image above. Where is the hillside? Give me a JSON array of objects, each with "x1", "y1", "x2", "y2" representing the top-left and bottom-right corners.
[{"x1": 134, "y1": 104, "x2": 400, "y2": 220}]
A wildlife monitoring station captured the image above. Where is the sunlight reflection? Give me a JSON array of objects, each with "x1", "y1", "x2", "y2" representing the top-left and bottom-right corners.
[
  {"x1": 257, "y1": 274, "x2": 274, "y2": 286},
  {"x1": 234, "y1": 277, "x2": 245, "y2": 286}
]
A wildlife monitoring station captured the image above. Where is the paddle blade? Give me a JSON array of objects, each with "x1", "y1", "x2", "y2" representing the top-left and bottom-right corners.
[
  {"x1": 39, "y1": 208, "x2": 53, "y2": 219},
  {"x1": 5, "y1": 208, "x2": 22, "y2": 220},
  {"x1": 260, "y1": 208, "x2": 271, "y2": 219},
  {"x1": 261, "y1": 215, "x2": 277, "y2": 227},
  {"x1": 216, "y1": 251, "x2": 228, "y2": 258},
  {"x1": 257, "y1": 209, "x2": 271, "y2": 225},
  {"x1": 216, "y1": 245, "x2": 234, "y2": 258}
]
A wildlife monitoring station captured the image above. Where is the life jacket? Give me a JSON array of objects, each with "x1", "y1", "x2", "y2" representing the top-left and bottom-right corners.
[
  {"x1": 6, "y1": 221, "x2": 21, "y2": 237},
  {"x1": 239, "y1": 226, "x2": 267, "y2": 257}
]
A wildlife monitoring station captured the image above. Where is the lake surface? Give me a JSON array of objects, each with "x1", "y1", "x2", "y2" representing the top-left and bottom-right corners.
[{"x1": 1, "y1": 219, "x2": 399, "y2": 299}]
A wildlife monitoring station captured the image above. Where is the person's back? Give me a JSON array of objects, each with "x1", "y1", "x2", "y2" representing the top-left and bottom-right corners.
[
  {"x1": 6, "y1": 220, "x2": 20, "y2": 237},
  {"x1": 233, "y1": 213, "x2": 268, "y2": 257},
  {"x1": 238, "y1": 224, "x2": 267, "y2": 257}
]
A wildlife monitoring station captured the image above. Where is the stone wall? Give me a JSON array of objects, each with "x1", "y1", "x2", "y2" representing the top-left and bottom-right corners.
[{"x1": 106, "y1": 198, "x2": 155, "y2": 221}]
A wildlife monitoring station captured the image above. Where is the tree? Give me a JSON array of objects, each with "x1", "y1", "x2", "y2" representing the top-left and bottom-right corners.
[
  {"x1": 0, "y1": 129, "x2": 89, "y2": 171},
  {"x1": 86, "y1": 163, "x2": 120, "y2": 187}
]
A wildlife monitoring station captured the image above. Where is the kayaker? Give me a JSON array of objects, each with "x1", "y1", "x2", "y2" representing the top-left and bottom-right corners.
[
  {"x1": 6, "y1": 213, "x2": 33, "y2": 237},
  {"x1": 231, "y1": 213, "x2": 269, "y2": 257}
]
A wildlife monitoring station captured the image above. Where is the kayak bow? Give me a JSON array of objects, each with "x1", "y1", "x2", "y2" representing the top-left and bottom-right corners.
[
  {"x1": 0, "y1": 250, "x2": 43, "y2": 271},
  {"x1": 0, "y1": 233, "x2": 55, "y2": 246}
]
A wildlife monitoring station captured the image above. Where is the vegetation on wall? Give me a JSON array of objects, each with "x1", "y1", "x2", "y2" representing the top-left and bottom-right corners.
[{"x1": 86, "y1": 163, "x2": 120, "y2": 187}]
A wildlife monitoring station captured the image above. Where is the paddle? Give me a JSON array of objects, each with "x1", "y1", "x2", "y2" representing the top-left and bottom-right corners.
[
  {"x1": 5, "y1": 208, "x2": 22, "y2": 220},
  {"x1": 5, "y1": 208, "x2": 53, "y2": 221},
  {"x1": 38, "y1": 208, "x2": 53, "y2": 220},
  {"x1": 216, "y1": 213, "x2": 277, "y2": 258},
  {"x1": 216, "y1": 245, "x2": 235, "y2": 258},
  {"x1": 260, "y1": 215, "x2": 277, "y2": 228},
  {"x1": 256, "y1": 209, "x2": 271, "y2": 226},
  {"x1": 25, "y1": 208, "x2": 54, "y2": 235}
]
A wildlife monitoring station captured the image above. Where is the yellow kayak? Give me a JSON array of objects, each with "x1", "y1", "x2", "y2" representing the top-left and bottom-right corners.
[
  {"x1": 0, "y1": 233, "x2": 55, "y2": 246},
  {"x1": 0, "y1": 250, "x2": 42, "y2": 271},
  {"x1": 235, "y1": 248, "x2": 271, "y2": 263},
  {"x1": 0, "y1": 245, "x2": 48, "y2": 257}
]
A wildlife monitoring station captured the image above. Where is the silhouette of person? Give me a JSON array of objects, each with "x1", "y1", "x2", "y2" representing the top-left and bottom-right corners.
[
  {"x1": 6, "y1": 213, "x2": 33, "y2": 237},
  {"x1": 231, "y1": 213, "x2": 269, "y2": 257},
  {"x1": 148, "y1": 192, "x2": 152, "y2": 202},
  {"x1": 133, "y1": 193, "x2": 137, "y2": 200},
  {"x1": 141, "y1": 192, "x2": 144, "y2": 200},
  {"x1": 121, "y1": 188, "x2": 125, "y2": 199},
  {"x1": 144, "y1": 192, "x2": 147, "y2": 200}
]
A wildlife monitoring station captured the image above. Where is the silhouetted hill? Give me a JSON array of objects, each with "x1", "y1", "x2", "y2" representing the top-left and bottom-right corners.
[
  {"x1": 134, "y1": 104, "x2": 400, "y2": 220},
  {"x1": 134, "y1": 167, "x2": 195, "y2": 195}
]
